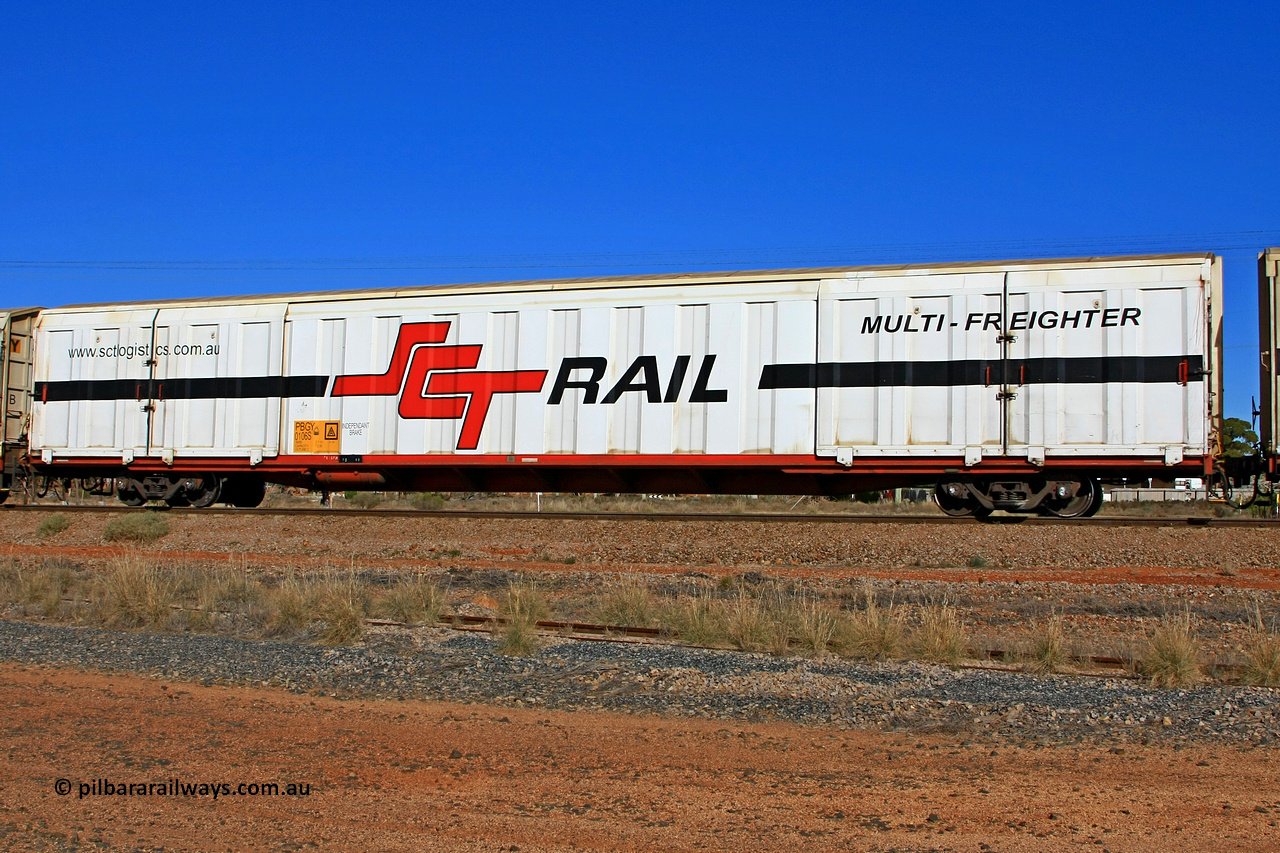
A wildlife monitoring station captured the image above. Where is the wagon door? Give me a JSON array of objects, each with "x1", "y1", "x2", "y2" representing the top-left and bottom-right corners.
[
  {"x1": 1003, "y1": 262, "x2": 1211, "y2": 463},
  {"x1": 151, "y1": 304, "x2": 290, "y2": 461},
  {"x1": 815, "y1": 272, "x2": 1006, "y2": 462}
]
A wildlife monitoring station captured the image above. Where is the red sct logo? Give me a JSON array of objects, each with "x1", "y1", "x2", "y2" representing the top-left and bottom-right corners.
[{"x1": 330, "y1": 322, "x2": 547, "y2": 450}]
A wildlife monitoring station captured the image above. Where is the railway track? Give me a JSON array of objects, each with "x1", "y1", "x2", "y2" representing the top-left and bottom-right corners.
[
  {"x1": 379, "y1": 613, "x2": 1236, "y2": 680},
  {"x1": 3, "y1": 501, "x2": 1278, "y2": 527}
]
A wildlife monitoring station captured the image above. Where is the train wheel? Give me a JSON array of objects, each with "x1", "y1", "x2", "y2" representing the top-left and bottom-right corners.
[
  {"x1": 186, "y1": 475, "x2": 222, "y2": 508},
  {"x1": 1082, "y1": 479, "x2": 1104, "y2": 517},
  {"x1": 934, "y1": 483, "x2": 982, "y2": 518},
  {"x1": 116, "y1": 479, "x2": 147, "y2": 507},
  {"x1": 1041, "y1": 478, "x2": 1098, "y2": 519}
]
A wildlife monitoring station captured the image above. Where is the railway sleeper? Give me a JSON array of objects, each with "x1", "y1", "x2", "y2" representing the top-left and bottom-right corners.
[{"x1": 935, "y1": 475, "x2": 1102, "y2": 519}]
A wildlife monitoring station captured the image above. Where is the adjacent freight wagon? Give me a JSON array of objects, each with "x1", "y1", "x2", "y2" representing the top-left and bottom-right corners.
[{"x1": 5, "y1": 253, "x2": 1227, "y2": 517}]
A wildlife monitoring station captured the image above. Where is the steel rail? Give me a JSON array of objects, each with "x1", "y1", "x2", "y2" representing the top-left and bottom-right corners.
[
  {"x1": 2, "y1": 502, "x2": 1278, "y2": 527},
  {"x1": 383, "y1": 614, "x2": 1237, "y2": 679}
]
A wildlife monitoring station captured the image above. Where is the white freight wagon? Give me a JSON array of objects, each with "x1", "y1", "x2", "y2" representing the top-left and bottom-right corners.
[{"x1": 22, "y1": 253, "x2": 1222, "y2": 516}]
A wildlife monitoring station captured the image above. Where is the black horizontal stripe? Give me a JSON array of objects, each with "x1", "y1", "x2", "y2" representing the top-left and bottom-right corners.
[
  {"x1": 35, "y1": 375, "x2": 331, "y2": 402},
  {"x1": 759, "y1": 355, "x2": 1205, "y2": 389}
]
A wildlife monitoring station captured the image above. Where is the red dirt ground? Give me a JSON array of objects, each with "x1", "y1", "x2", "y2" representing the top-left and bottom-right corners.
[
  {"x1": 5, "y1": 538, "x2": 1280, "y2": 592},
  {"x1": 2, "y1": 664, "x2": 1278, "y2": 852}
]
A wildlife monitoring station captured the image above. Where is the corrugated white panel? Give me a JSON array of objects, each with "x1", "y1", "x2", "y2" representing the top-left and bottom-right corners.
[
  {"x1": 704, "y1": 301, "x2": 744, "y2": 455},
  {"x1": 902, "y1": 295, "x2": 952, "y2": 445},
  {"x1": 40, "y1": 330, "x2": 73, "y2": 448},
  {"x1": 545, "y1": 308, "x2": 581, "y2": 453},
  {"x1": 87, "y1": 328, "x2": 119, "y2": 448},
  {"x1": 674, "y1": 304, "x2": 711, "y2": 453},
  {"x1": 178, "y1": 324, "x2": 219, "y2": 448},
  {"x1": 512, "y1": 308, "x2": 548, "y2": 456},
  {"x1": 232, "y1": 321, "x2": 271, "y2": 448},
  {"x1": 483, "y1": 311, "x2": 520, "y2": 455},
  {"x1": 772, "y1": 299, "x2": 816, "y2": 454},
  {"x1": 1137, "y1": 287, "x2": 1194, "y2": 446},
  {"x1": 741, "y1": 302, "x2": 777, "y2": 453},
  {"x1": 639, "y1": 303, "x2": 675, "y2": 455},
  {"x1": 149, "y1": 325, "x2": 170, "y2": 450},
  {"x1": 330, "y1": 314, "x2": 373, "y2": 456},
  {"x1": 607, "y1": 306, "x2": 644, "y2": 453},
  {"x1": 1062, "y1": 290, "x2": 1107, "y2": 444},
  {"x1": 372, "y1": 316, "x2": 407, "y2": 454},
  {"x1": 282, "y1": 316, "x2": 344, "y2": 453},
  {"x1": 574, "y1": 307, "x2": 611, "y2": 455}
]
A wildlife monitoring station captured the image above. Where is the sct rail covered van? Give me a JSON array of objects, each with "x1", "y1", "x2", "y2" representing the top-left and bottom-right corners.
[{"x1": 9, "y1": 253, "x2": 1225, "y2": 517}]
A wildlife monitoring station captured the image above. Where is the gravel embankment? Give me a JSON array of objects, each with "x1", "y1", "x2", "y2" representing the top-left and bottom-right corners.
[{"x1": 2, "y1": 618, "x2": 1276, "y2": 745}]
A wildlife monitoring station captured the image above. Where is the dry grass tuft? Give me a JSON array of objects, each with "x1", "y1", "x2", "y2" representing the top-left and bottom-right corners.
[
  {"x1": 378, "y1": 577, "x2": 446, "y2": 626},
  {"x1": 174, "y1": 562, "x2": 267, "y2": 632},
  {"x1": 1141, "y1": 611, "x2": 1202, "y2": 688},
  {"x1": 834, "y1": 588, "x2": 904, "y2": 661},
  {"x1": 343, "y1": 491, "x2": 383, "y2": 509},
  {"x1": 37, "y1": 514, "x2": 71, "y2": 538},
  {"x1": 96, "y1": 555, "x2": 177, "y2": 629},
  {"x1": 791, "y1": 598, "x2": 839, "y2": 657},
  {"x1": 668, "y1": 592, "x2": 728, "y2": 647},
  {"x1": 312, "y1": 572, "x2": 369, "y2": 646},
  {"x1": 103, "y1": 512, "x2": 170, "y2": 543},
  {"x1": 266, "y1": 576, "x2": 319, "y2": 638},
  {"x1": 0, "y1": 556, "x2": 17, "y2": 606},
  {"x1": 1241, "y1": 602, "x2": 1280, "y2": 687},
  {"x1": 1, "y1": 560, "x2": 72, "y2": 617},
  {"x1": 910, "y1": 600, "x2": 966, "y2": 666},
  {"x1": 725, "y1": 590, "x2": 770, "y2": 652},
  {"x1": 593, "y1": 575, "x2": 659, "y2": 628},
  {"x1": 1025, "y1": 613, "x2": 1071, "y2": 675},
  {"x1": 494, "y1": 578, "x2": 549, "y2": 656},
  {"x1": 408, "y1": 492, "x2": 447, "y2": 511}
]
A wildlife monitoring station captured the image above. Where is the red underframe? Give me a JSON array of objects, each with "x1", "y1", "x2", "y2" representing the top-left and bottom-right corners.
[{"x1": 35, "y1": 452, "x2": 1211, "y2": 498}]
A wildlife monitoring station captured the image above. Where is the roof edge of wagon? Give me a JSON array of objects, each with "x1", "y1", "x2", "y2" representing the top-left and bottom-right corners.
[{"x1": 43, "y1": 252, "x2": 1216, "y2": 313}]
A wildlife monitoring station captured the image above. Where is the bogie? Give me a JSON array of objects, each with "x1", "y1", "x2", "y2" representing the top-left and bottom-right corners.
[{"x1": 935, "y1": 476, "x2": 1101, "y2": 519}]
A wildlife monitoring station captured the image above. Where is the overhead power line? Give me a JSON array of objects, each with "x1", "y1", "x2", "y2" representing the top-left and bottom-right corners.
[{"x1": 2, "y1": 230, "x2": 1278, "y2": 273}]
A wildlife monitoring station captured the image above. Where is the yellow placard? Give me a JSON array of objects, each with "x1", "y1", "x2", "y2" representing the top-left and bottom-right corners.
[{"x1": 293, "y1": 420, "x2": 340, "y2": 453}]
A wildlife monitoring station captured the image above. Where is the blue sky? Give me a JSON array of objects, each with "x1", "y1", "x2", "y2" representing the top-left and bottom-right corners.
[{"x1": 2, "y1": 2, "x2": 1277, "y2": 418}]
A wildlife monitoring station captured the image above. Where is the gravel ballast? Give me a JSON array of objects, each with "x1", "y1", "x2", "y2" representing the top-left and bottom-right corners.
[{"x1": 3, "y1": 618, "x2": 1276, "y2": 746}]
